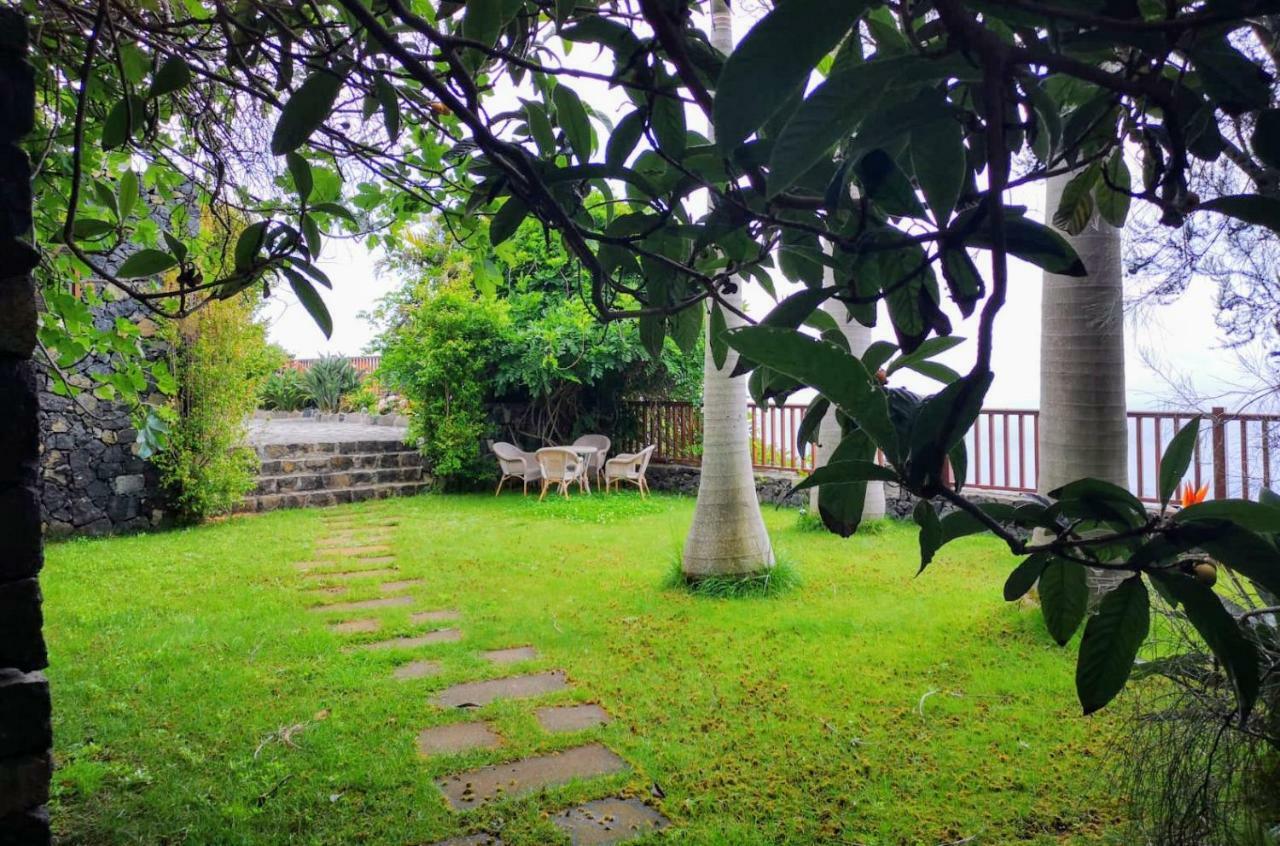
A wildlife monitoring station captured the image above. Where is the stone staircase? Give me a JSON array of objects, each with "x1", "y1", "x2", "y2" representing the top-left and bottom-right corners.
[{"x1": 239, "y1": 439, "x2": 429, "y2": 513}]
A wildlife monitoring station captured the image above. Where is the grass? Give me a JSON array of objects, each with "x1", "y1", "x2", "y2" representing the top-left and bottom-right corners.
[{"x1": 43, "y1": 492, "x2": 1126, "y2": 845}]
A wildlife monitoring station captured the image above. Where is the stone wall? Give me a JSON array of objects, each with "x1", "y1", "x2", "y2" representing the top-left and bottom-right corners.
[
  {"x1": 1, "y1": 10, "x2": 53, "y2": 841},
  {"x1": 644, "y1": 463, "x2": 805, "y2": 508},
  {"x1": 36, "y1": 296, "x2": 166, "y2": 537}
]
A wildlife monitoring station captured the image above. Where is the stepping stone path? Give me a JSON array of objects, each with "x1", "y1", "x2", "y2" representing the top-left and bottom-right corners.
[
  {"x1": 536, "y1": 704, "x2": 612, "y2": 734},
  {"x1": 552, "y1": 797, "x2": 670, "y2": 845},
  {"x1": 432, "y1": 671, "x2": 567, "y2": 708},
  {"x1": 481, "y1": 646, "x2": 538, "y2": 665},
  {"x1": 435, "y1": 743, "x2": 629, "y2": 810},
  {"x1": 297, "y1": 509, "x2": 669, "y2": 844},
  {"x1": 417, "y1": 721, "x2": 502, "y2": 756},
  {"x1": 305, "y1": 567, "x2": 399, "y2": 582},
  {"x1": 412, "y1": 609, "x2": 461, "y2": 625},
  {"x1": 330, "y1": 619, "x2": 380, "y2": 634},
  {"x1": 380, "y1": 578, "x2": 424, "y2": 592},
  {"x1": 357, "y1": 629, "x2": 462, "y2": 651},
  {"x1": 310, "y1": 595, "x2": 414, "y2": 613},
  {"x1": 394, "y1": 659, "x2": 443, "y2": 680}
]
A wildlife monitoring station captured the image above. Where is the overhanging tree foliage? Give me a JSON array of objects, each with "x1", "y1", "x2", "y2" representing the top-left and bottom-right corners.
[{"x1": 24, "y1": 0, "x2": 1280, "y2": 723}]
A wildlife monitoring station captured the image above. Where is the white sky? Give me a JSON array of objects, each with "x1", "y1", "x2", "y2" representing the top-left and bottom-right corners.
[{"x1": 264, "y1": 8, "x2": 1266, "y2": 413}]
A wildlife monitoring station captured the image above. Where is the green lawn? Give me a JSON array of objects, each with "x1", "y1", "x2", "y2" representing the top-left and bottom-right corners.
[{"x1": 43, "y1": 493, "x2": 1123, "y2": 845}]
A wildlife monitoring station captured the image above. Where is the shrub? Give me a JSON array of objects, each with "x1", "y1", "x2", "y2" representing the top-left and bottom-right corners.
[
  {"x1": 344, "y1": 377, "x2": 381, "y2": 413},
  {"x1": 154, "y1": 291, "x2": 269, "y2": 521},
  {"x1": 260, "y1": 368, "x2": 308, "y2": 410},
  {"x1": 302, "y1": 355, "x2": 360, "y2": 412}
]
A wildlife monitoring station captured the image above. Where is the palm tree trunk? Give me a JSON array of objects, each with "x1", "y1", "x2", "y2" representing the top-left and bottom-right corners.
[
  {"x1": 1039, "y1": 170, "x2": 1129, "y2": 601},
  {"x1": 810, "y1": 296, "x2": 885, "y2": 521},
  {"x1": 681, "y1": 0, "x2": 774, "y2": 578}
]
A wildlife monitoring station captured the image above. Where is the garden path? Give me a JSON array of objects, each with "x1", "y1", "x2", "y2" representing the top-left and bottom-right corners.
[{"x1": 293, "y1": 508, "x2": 670, "y2": 845}]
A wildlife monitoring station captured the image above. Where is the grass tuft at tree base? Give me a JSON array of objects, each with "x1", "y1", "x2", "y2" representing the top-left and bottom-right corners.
[{"x1": 662, "y1": 555, "x2": 802, "y2": 598}]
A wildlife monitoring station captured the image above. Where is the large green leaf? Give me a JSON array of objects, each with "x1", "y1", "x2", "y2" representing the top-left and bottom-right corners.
[
  {"x1": 271, "y1": 67, "x2": 345, "y2": 155},
  {"x1": 725, "y1": 326, "x2": 899, "y2": 462},
  {"x1": 713, "y1": 0, "x2": 868, "y2": 150},
  {"x1": 790, "y1": 457, "x2": 897, "y2": 494},
  {"x1": 1175, "y1": 498, "x2": 1280, "y2": 533},
  {"x1": 284, "y1": 269, "x2": 333, "y2": 339},
  {"x1": 914, "y1": 500, "x2": 943, "y2": 572},
  {"x1": 117, "y1": 170, "x2": 139, "y2": 220},
  {"x1": 1052, "y1": 163, "x2": 1099, "y2": 236},
  {"x1": 1158, "y1": 417, "x2": 1201, "y2": 510},
  {"x1": 375, "y1": 75, "x2": 401, "y2": 143},
  {"x1": 1188, "y1": 37, "x2": 1272, "y2": 115},
  {"x1": 1152, "y1": 571, "x2": 1260, "y2": 718},
  {"x1": 234, "y1": 220, "x2": 269, "y2": 272},
  {"x1": 489, "y1": 196, "x2": 528, "y2": 246},
  {"x1": 709, "y1": 301, "x2": 729, "y2": 370},
  {"x1": 524, "y1": 99, "x2": 557, "y2": 157},
  {"x1": 963, "y1": 213, "x2": 1087, "y2": 276},
  {"x1": 651, "y1": 91, "x2": 687, "y2": 160},
  {"x1": 1198, "y1": 526, "x2": 1280, "y2": 599},
  {"x1": 1004, "y1": 553, "x2": 1050, "y2": 601},
  {"x1": 1095, "y1": 150, "x2": 1132, "y2": 228},
  {"x1": 553, "y1": 85, "x2": 593, "y2": 164},
  {"x1": 1197, "y1": 194, "x2": 1280, "y2": 235},
  {"x1": 148, "y1": 56, "x2": 193, "y2": 98},
  {"x1": 857, "y1": 149, "x2": 925, "y2": 218},
  {"x1": 1251, "y1": 108, "x2": 1280, "y2": 170},
  {"x1": 461, "y1": 0, "x2": 505, "y2": 51},
  {"x1": 816, "y1": 431, "x2": 881, "y2": 536},
  {"x1": 795, "y1": 395, "x2": 829, "y2": 460},
  {"x1": 606, "y1": 110, "x2": 646, "y2": 167},
  {"x1": 115, "y1": 249, "x2": 177, "y2": 279},
  {"x1": 1075, "y1": 576, "x2": 1150, "y2": 715},
  {"x1": 286, "y1": 152, "x2": 313, "y2": 202},
  {"x1": 1039, "y1": 557, "x2": 1089, "y2": 646},
  {"x1": 910, "y1": 115, "x2": 965, "y2": 225}
]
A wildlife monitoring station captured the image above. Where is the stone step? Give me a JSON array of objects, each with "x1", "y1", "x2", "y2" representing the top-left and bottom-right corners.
[
  {"x1": 259, "y1": 451, "x2": 423, "y2": 475},
  {"x1": 253, "y1": 466, "x2": 423, "y2": 496},
  {"x1": 551, "y1": 797, "x2": 670, "y2": 844},
  {"x1": 435, "y1": 743, "x2": 629, "y2": 810},
  {"x1": 255, "y1": 439, "x2": 417, "y2": 460},
  {"x1": 237, "y1": 481, "x2": 428, "y2": 513},
  {"x1": 432, "y1": 671, "x2": 567, "y2": 709}
]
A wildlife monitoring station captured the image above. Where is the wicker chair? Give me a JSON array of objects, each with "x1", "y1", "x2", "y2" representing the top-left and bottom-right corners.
[
  {"x1": 572, "y1": 434, "x2": 611, "y2": 486},
  {"x1": 492, "y1": 442, "x2": 542, "y2": 496},
  {"x1": 535, "y1": 447, "x2": 587, "y2": 500},
  {"x1": 604, "y1": 444, "x2": 656, "y2": 496}
]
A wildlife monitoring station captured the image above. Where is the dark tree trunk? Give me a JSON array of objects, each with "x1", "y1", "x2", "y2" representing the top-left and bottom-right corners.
[{"x1": 0, "y1": 9, "x2": 52, "y2": 845}]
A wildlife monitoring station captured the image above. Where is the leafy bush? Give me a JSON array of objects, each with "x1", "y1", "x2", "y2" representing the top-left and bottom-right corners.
[
  {"x1": 372, "y1": 218, "x2": 702, "y2": 489},
  {"x1": 344, "y1": 378, "x2": 382, "y2": 413},
  {"x1": 260, "y1": 368, "x2": 308, "y2": 411},
  {"x1": 154, "y1": 290, "x2": 270, "y2": 521},
  {"x1": 377, "y1": 279, "x2": 506, "y2": 489},
  {"x1": 302, "y1": 355, "x2": 360, "y2": 412}
]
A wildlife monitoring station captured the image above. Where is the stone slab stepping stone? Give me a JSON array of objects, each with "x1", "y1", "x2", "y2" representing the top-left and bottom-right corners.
[
  {"x1": 435, "y1": 743, "x2": 629, "y2": 810},
  {"x1": 379, "y1": 579, "x2": 423, "y2": 592},
  {"x1": 536, "y1": 704, "x2": 612, "y2": 734},
  {"x1": 412, "y1": 609, "x2": 461, "y2": 625},
  {"x1": 432, "y1": 671, "x2": 567, "y2": 709},
  {"x1": 551, "y1": 797, "x2": 670, "y2": 845},
  {"x1": 426, "y1": 835, "x2": 504, "y2": 846},
  {"x1": 417, "y1": 721, "x2": 503, "y2": 757},
  {"x1": 310, "y1": 595, "x2": 414, "y2": 613},
  {"x1": 330, "y1": 618, "x2": 381, "y2": 634},
  {"x1": 358, "y1": 629, "x2": 462, "y2": 651},
  {"x1": 294, "y1": 557, "x2": 396, "y2": 572},
  {"x1": 303, "y1": 585, "x2": 348, "y2": 597},
  {"x1": 305, "y1": 567, "x2": 398, "y2": 582},
  {"x1": 318, "y1": 534, "x2": 393, "y2": 548},
  {"x1": 320, "y1": 545, "x2": 393, "y2": 557},
  {"x1": 394, "y1": 659, "x2": 444, "y2": 680},
  {"x1": 481, "y1": 646, "x2": 539, "y2": 665}
]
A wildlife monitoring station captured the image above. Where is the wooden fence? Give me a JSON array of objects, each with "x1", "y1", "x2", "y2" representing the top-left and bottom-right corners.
[{"x1": 626, "y1": 401, "x2": 1280, "y2": 501}]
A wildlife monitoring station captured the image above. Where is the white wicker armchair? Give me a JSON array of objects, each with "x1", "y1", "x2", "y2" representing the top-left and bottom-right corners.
[
  {"x1": 572, "y1": 434, "x2": 611, "y2": 485},
  {"x1": 604, "y1": 445, "x2": 656, "y2": 496},
  {"x1": 491, "y1": 442, "x2": 542, "y2": 496},
  {"x1": 535, "y1": 447, "x2": 587, "y2": 500}
]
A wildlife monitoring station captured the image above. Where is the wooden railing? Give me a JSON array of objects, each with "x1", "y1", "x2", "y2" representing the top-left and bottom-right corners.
[
  {"x1": 627, "y1": 401, "x2": 1280, "y2": 501},
  {"x1": 287, "y1": 355, "x2": 381, "y2": 375}
]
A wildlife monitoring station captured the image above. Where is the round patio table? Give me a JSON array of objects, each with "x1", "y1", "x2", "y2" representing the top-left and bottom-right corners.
[{"x1": 563, "y1": 445, "x2": 599, "y2": 493}]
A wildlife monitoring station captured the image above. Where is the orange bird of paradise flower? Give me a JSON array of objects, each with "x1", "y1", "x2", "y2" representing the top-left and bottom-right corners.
[{"x1": 1179, "y1": 482, "x2": 1209, "y2": 508}]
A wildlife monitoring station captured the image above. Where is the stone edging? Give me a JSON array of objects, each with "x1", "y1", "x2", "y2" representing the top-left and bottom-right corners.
[{"x1": 253, "y1": 409, "x2": 410, "y2": 428}]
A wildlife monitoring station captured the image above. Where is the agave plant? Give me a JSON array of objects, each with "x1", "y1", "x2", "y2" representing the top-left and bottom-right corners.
[
  {"x1": 259, "y1": 368, "x2": 308, "y2": 411},
  {"x1": 302, "y1": 355, "x2": 361, "y2": 413}
]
